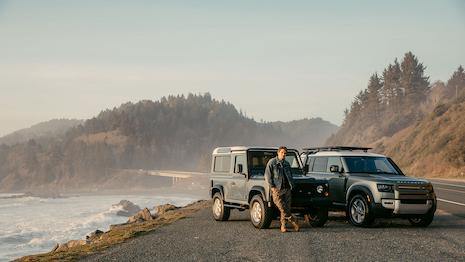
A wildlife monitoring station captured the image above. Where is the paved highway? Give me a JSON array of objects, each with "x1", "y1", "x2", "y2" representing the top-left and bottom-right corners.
[
  {"x1": 430, "y1": 178, "x2": 465, "y2": 218},
  {"x1": 85, "y1": 179, "x2": 465, "y2": 261}
]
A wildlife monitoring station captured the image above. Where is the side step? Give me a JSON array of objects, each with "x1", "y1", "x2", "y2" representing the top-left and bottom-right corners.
[{"x1": 224, "y1": 203, "x2": 248, "y2": 211}]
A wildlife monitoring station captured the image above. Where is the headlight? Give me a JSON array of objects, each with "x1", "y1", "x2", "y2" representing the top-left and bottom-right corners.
[
  {"x1": 316, "y1": 185, "x2": 324, "y2": 194},
  {"x1": 377, "y1": 184, "x2": 394, "y2": 193}
]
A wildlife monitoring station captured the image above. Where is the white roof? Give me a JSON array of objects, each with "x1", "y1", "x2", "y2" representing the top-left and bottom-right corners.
[
  {"x1": 310, "y1": 151, "x2": 386, "y2": 157},
  {"x1": 212, "y1": 146, "x2": 296, "y2": 155}
]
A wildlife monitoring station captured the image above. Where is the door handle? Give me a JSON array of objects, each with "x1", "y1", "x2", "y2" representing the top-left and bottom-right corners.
[{"x1": 231, "y1": 182, "x2": 236, "y2": 186}]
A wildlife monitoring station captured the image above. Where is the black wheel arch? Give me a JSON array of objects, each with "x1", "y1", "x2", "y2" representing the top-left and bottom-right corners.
[
  {"x1": 346, "y1": 185, "x2": 375, "y2": 207},
  {"x1": 211, "y1": 185, "x2": 224, "y2": 199},
  {"x1": 248, "y1": 186, "x2": 266, "y2": 203}
]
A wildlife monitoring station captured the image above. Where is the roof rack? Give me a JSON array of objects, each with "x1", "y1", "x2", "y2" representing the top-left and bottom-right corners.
[{"x1": 302, "y1": 146, "x2": 372, "y2": 154}]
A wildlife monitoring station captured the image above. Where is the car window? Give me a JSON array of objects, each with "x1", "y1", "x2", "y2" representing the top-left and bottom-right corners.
[
  {"x1": 248, "y1": 150, "x2": 303, "y2": 177},
  {"x1": 234, "y1": 154, "x2": 246, "y2": 173},
  {"x1": 285, "y1": 155, "x2": 300, "y2": 168},
  {"x1": 312, "y1": 157, "x2": 328, "y2": 172},
  {"x1": 214, "y1": 156, "x2": 231, "y2": 173},
  {"x1": 326, "y1": 157, "x2": 343, "y2": 172},
  {"x1": 343, "y1": 156, "x2": 400, "y2": 174},
  {"x1": 248, "y1": 151, "x2": 275, "y2": 177}
]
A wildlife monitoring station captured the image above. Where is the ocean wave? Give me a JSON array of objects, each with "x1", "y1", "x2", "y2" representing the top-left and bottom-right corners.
[{"x1": 0, "y1": 194, "x2": 201, "y2": 261}]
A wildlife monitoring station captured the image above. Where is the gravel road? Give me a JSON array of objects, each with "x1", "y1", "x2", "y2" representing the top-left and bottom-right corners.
[{"x1": 85, "y1": 206, "x2": 465, "y2": 262}]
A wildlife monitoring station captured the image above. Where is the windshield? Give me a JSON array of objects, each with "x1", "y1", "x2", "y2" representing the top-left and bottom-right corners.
[
  {"x1": 343, "y1": 156, "x2": 400, "y2": 175},
  {"x1": 248, "y1": 150, "x2": 303, "y2": 177}
]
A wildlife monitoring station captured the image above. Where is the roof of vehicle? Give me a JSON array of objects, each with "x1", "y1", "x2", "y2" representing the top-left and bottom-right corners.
[
  {"x1": 307, "y1": 151, "x2": 386, "y2": 157},
  {"x1": 212, "y1": 146, "x2": 298, "y2": 155}
]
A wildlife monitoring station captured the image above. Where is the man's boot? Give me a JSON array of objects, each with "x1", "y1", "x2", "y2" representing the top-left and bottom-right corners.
[
  {"x1": 290, "y1": 217, "x2": 300, "y2": 232},
  {"x1": 280, "y1": 221, "x2": 287, "y2": 233}
]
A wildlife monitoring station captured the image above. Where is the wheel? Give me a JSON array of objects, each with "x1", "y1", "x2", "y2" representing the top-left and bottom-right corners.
[
  {"x1": 305, "y1": 208, "x2": 329, "y2": 227},
  {"x1": 249, "y1": 194, "x2": 273, "y2": 229},
  {"x1": 348, "y1": 194, "x2": 375, "y2": 227},
  {"x1": 212, "y1": 192, "x2": 230, "y2": 221},
  {"x1": 408, "y1": 211, "x2": 434, "y2": 227}
]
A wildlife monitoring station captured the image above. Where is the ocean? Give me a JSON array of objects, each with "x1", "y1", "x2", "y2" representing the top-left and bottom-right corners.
[{"x1": 0, "y1": 192, "x2": 201, "y2": 261}]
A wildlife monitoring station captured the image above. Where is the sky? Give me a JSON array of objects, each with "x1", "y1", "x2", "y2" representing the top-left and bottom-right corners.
[{"x1": 0, "y1": 0, "x2": 464, "y2": 136}]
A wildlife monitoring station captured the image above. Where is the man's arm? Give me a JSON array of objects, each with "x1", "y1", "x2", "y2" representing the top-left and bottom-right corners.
[{"x1": 264, "y1": 160, "x2": 275, "y2": 188}]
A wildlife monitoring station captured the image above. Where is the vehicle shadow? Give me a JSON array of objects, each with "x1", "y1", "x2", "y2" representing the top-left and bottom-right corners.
[{"x1": 224, "y1": 210, "x2": 465, "y2": 229}]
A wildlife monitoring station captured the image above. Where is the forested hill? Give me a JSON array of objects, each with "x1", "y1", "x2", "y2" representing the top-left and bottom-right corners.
[
  {"x1": 326, "y1": 52, "x2": 465, "y2": 177},
  {"x1": 0, "y1": 119, "x2": 84, "y2": 146},
  {"x1": 0, "y1": 94, "x2": 337, "y2": 192}
]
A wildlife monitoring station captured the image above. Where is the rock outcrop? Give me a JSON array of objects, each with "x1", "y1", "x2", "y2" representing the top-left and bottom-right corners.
[
  {"x1": 127, "y1": 208, "x2": 156, "y2": 223},
  {"x1": 55, "y1": 240, "x2": 87, "y2": 252},
  {"x1": 114, "y1": 200, "x2": 141, "y2": 217},
  {"x1": 86, "y1": 229, "x2": 104, "y2": 243},
  {"x1": 156, "y1": 204, "x2": 179, "y2": 215}
]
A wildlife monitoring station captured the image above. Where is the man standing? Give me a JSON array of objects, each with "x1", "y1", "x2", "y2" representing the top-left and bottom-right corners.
[{"x1": 265, "y1": 146, "x2": 299, "y2": 232}]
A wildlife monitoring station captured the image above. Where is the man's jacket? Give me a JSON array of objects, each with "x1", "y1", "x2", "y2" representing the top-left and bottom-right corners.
[{"x1": 264, "y1": 157, "x2": 295, "y2": 190}]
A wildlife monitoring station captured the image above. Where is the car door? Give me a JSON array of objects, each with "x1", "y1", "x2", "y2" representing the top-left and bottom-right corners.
[
  {"x1": 307, "y1": 156, "x2": 346, "y2": 205},
  {"x1": 229, "y1": 153, "x2": 248, "y2": 202},
  {"x1": 325, "y1": 156, "x2": 346, "y2": 205}
]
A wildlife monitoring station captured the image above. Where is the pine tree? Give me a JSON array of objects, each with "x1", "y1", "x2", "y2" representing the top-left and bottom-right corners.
[
  {"x1": 446, "y1": 65, "x2": 465, "y2": 99},
  {"x1": 366, "y1": 73, "x2": 383, "y2": 121},
  {"x1": 381, "y1": 59, "x2": 402, "y2": 112},
  {"x1": 400, "y1": 52, "x2": 430, "y2": 107}
]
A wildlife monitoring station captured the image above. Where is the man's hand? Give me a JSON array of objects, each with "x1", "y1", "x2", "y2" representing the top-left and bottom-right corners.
[{"x1": 271, "y1": 187, "x2": 277, "y2": 194}]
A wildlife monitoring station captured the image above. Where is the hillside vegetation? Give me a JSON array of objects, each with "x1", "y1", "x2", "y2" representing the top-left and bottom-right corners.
[
  {"x1": 327, "y1": 52, "x2": 465, "y2": 178},
  {"x1": 0, "y1": 94, "x2": 337, "y2": 192},
  {"x1": 0, "y1": 119, "x2": 84, "y2": 146}
]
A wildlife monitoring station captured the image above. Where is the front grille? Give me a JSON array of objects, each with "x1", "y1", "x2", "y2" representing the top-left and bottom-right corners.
[
  {"x1": 400, "y1": 199, "x2": 427, "y2": 204},
  {"x1": 396, "y1": 184, "x2": 429, "y2": 200}
]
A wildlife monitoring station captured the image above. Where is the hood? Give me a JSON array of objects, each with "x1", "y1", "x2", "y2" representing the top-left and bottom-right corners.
[{"x1": 353, "y1": 174, "x2": 430, "y2": 184}]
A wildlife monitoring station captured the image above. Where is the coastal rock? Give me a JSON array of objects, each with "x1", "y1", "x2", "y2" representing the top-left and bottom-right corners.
[
  {"x1": 114, "y1": 200, "x2": 141, "y2": 217},
  {"x1": 86, "y1": 229, "x2": 104, "y2": 243},
  {"x1": 51, "y1": 243, "x2": 59, "y2": 252},
  {"x1": 127, "y1": 208, "x2": 155, "y2": 223},
  {"x1": 156, "y1": 204, "x2": 179, "y2": 215},
  {"x1": 55, "y1": 240, "x2": 86, "y2": 252}
]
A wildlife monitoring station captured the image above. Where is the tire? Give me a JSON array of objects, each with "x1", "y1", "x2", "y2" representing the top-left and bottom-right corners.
[
  {"x1": 249, "y1": 194, "x2": 273, "y2": 229},
  {"x1": 212, "y1": 192, "x2": 230, "y2": 221},
  {"x1": 305, "y1": 208, "x2": 329, "y2": 227},
  {"x1": 408, "y1": 211, "x2": 434, "y2": 227},
  {"x1": 348, "y1": 194, "x2": 375, "y2": 227}
]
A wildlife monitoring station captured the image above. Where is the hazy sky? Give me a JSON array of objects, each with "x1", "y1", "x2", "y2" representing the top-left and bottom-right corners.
[{"x1": 1, "y1": 0, "x2": 464, "y2": 136}]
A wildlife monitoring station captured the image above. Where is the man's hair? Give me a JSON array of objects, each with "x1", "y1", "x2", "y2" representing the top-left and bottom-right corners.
[{"x1": 278, "y1": 146, "x2": 288, "y2": 152}]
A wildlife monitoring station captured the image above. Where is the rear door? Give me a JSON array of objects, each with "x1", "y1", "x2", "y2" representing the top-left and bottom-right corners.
[{"x1": 307, "y1": 156, "x2": 346, "y2": 205}]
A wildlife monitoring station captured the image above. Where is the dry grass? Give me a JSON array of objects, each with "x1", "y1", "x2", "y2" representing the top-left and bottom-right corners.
[
  {"x1": 17, "y1": 200, "x2": 210, "y2": 262},
  {"x1": 373, "y1": 100, "x2": 465, "y2": 179}
]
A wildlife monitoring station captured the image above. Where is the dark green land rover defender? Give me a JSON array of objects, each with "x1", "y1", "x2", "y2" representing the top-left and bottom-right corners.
[{"x1": 209, "y1": 146, "x2": 331, "y2": 229}]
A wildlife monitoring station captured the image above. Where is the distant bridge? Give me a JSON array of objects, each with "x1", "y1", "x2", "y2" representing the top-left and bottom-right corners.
[{"x1": 109, "y1": 168, "x2": 209, "y2": 184}]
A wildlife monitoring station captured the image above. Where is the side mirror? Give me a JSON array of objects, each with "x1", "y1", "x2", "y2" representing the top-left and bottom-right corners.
[
  {"x1": 329, "y1": 165, "x2": 340, "y2": 173},
  {"x1": 237, "y1": 164, "x2": 243, "y2": 174}
]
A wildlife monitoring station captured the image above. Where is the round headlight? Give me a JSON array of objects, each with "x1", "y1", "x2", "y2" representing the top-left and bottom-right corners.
[{"x1": 316, "y1": 185, "x2": 324, "y2": 194}]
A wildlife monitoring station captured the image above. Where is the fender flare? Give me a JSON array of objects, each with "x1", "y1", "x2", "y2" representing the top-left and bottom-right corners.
[
  {"x1": 346, "y1": 184, "x2": 375, "y2": 206},
  {"x1": 210, "y1": 185, "x2": 224, "y2": 199},
  {"x1": 248, "y1": 186, "x2": 267, "y2": 203}
]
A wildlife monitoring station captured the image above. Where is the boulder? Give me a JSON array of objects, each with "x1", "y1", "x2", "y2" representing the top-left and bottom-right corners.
[
  {"x1": 127, "y1": 208, "x2": 154, "y2": 223},
  {"x1": 156, "y1": 204, "x2": 179, "y2": 215},
  {"x1": 55, "y1": 240, "x2": 86, "y2": 252},
  {"x1": 114, "y1": 200, "x2": 141, "y2": 217},
  {"x1": 86, "y1": 229, "x2": 104, "y2": 243}
]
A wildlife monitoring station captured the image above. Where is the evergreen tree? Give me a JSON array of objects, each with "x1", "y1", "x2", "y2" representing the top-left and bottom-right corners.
[
  {"x1": 400, "y1": 52, "x2": 430, "y2": 106},
  {"x1": 381, "y1": 59, "x2": 402, "y2": 111},
  {"x1": 446, "y1": 65, "x2": 465, "y2": 99},
  {"x1": 366, "y1": 73, "x2": 383, "y2": 121}
]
